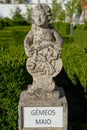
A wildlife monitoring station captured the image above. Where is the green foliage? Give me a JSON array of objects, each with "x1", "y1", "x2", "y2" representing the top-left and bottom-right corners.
[
  {"x1": 53, "y1": 22, "x2": 74, "y2": 42},
  {"x1": 65, "y1": 0, "x2": 82, "y2": 23},
  {"x1": 0, "y1": 18, "x2": 30, "y2": 27},
  {"x1": 0, "y1": 25, "x2": 31, "y2": 47},
  {"x1": 0, "y1": 26, "x2": 32, "y2": 130},
  {"x1": 0, "y1": 45, "x2": 32, "y2": 130},
  {"x1": 25, "y1": 5, "x2": 32, "y2": 24},
  {"x1": 63, "y1": 35, "x2": 74, "y2": 43},
  {"x1": 74, "y1": 24, "x2": 87, "y2": 49},
  {"x1": 75, "y1": 24, "x2": 87, "y2": 30},
  {"x1": 76, "y1": 0, "x2": 82, "y2": 15},
  {"x1": 61, "y1": 43, "x2": 87, "y2": 92},
  {"x1": 0, "y1": 20, "x2": 4, "y2": 29},
  {"x1": 12, "y1": 26, "x2": 31, "y2": 45},
  {"x1": 58, "y1": 10, "x2": 66, "y2": 22},
  {"x1": 52, "y1": 0, "x2": 62, "y2": 22},
  {"x1": 12, "y1": 19, "x2": 28, "y2": 26},
  {"x1": 53, "y1": 22, "x2": 70, "y2": 35},
  {"x1": 1, "y1": 17, "x2": 13, "y2": 27},
  {"x1": 11, "y1": 7, "x2": 24, "y2": 21}
]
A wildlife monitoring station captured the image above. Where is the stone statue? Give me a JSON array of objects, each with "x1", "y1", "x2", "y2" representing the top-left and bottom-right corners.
[
  {"x1": 24, "y1": 4, "x2": 63, "y2": 92},
  {"x1": 19, "y1": 6, "x2": 67, "y2": 129}
]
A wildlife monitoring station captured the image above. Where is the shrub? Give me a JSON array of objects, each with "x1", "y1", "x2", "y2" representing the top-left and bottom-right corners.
[
  {"x1": 0, "y1": 20, "x2": 4, "y2": 29},
  {"x1": 61, "y1": 43, "x2": 87, "y2": 92},
  {"x1": 0, "y1": 45, "x2": 32, "y2": 130},
  {"x1": 2, "y1": 18, "x2": 13, "y2": 27},
  {"x1": 62, "y1": 35, "x2": 74, "y2": 43},
  {"x1": 74, "y1": 30, "x2": 87, "y2": 49},
  {"x1": 12, "y1": 20, "x2": 29, "y2": 26},
  {"x1": 0, "y1": 18, "x2": 30, "y2": 27},
  {"x1": 53, "y1": 22, "x2": 70, "y2": 35},
  {"x1": 0, "y1": 26, "x2": 32, "y2": 130},
  {"x1": 12, "y1": 25, "x2": 31, "y2": 45},
  {"x1": 74, "y1": 24, "x2": 87, "y2": 49},
  {"x1": 76, "y1": 24, "x2": 87, "y2": 30}
]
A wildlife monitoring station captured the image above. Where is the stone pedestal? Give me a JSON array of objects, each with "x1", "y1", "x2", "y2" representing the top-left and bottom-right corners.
[{"x1": 18, "y1": 87, "x2": 68, "y2": 130}]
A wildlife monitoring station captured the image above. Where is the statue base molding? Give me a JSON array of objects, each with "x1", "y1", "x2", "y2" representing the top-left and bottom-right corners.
[{"x1": 18, "y1": 87, "x2": 68, "y2": 130}]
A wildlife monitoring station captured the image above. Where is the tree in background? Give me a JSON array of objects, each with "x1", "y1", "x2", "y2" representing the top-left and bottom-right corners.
[
  {"x1": 24, "y1": 5, "x2": 32, "y2": 24},
  {"x1": 58, "y1": 10, "x2": 66, "y2": 22},
  {"x1": 52, "y1": 0, "x2": 63, "y2": 22},
  {"x1": 65, "y1": 0, "x2": 82, "y2": 24},
  {"x1": 64, "y1": 0, "x2": 82, "y2": 35},
  {"x1": 77, "y1": 0, "x2": 82, "y2": 15},
  {"x1": 11, "y1": 6, "x2": 24, "y2": 21}
]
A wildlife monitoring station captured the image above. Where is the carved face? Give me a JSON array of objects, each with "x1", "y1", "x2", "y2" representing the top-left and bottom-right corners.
[{"x1": 32, "y1": 10, "x2": 48, "y2": 26}]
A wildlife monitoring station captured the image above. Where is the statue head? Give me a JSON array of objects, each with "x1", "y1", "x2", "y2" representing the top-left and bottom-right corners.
[{"x1": 32, "y1": 4, "x2": 52, "y2": 26}]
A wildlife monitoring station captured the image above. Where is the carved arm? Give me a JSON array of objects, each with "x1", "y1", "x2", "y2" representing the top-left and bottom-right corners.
[
  {"x1": 53, "y1": 30, "x2": 63, "y2": 51},
  {"x1": 24, "y1": 30, "x2": 33, "y2": 57}
]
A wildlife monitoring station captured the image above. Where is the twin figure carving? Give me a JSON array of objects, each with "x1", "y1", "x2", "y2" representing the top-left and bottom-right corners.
[{"x1": 24, "y1": 4, "x2": 63, "y2": 92}]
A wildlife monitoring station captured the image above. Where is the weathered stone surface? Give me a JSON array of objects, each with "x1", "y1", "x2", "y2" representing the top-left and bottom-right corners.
[
  {"x1": 22, "y1": 128, "x2": 62, "y2": 130},
  {"x1": 18, "y1": 4, "x2": 68, "y2": 130},
  {"x1": 19, "y1": 87, "x2": 66, "y2": 107},
  {"x1": 24, "y1": 4, "x2": 63, "y2": 92},
  {"x1": 18, "y1": 87, "x2": 68, "y2": 130}
]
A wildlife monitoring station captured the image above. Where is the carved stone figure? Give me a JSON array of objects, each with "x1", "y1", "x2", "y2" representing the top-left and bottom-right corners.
[{"x1": 24, "y1": 4, "x2": 63, "y2": 92}]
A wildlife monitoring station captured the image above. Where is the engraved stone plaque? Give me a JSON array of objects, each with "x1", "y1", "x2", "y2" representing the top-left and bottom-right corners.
[
  {"x1": 23, "y1": 107, "x2": 63, "y2": 128},
  {"x1": 18, "y1": 88, "x2": 68, "y2": 130}
]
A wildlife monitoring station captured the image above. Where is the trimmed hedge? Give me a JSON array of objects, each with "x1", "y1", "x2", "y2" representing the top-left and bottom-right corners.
[
  {"x1": 0, "y1": 26, "x2": 32, "y2": 129},
  {"x1": 0, "y1": 18, "x2": 30, "y2": 27},
  {"x1": 0, "y1": 20, "x2": 4, "y2": 29},
  {"x1": 0, "y1": 25, "x2": 87, "y2": 130},
  {"x1": 1, "y1": 18, "x2": 13, "y2": 27},
  {"x1": 75, "y1": 24, "x2": 87, "y2": 30},
  {"x1": 61, "y1": 43, "x2": 87, "y2": 92},
  {"x1": 53, "y1": 22, "x2": 74, "y2": 43},
  {"x1": 12, "y1": 26, "x2": 31, "y2": 45},
  {"x1": 74, "y1": 24, "x2": 87, "y2": 49},
  {"x1": 0, "y1": 45, "x2": 32, "y2": 130},
  {"x1": 53, "y1": 22, "x2": 70, "y2": 35},
  {"x1": 12, "y1": 20, "x2": 29, "y2": 26},
  {"x1": 0, "y1": 26, "x2": 31, "y2": 47}
]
